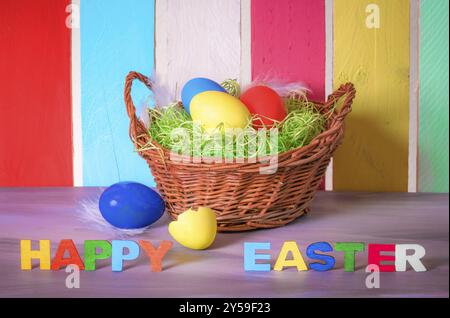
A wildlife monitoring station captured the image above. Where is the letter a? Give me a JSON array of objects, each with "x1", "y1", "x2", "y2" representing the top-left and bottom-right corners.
[
  {"x1": 366, "y1": 4, "x2": 380, "y2": 29},
  {"x1": 365, "y1": 264, "x2": 380, "y2": 289}
]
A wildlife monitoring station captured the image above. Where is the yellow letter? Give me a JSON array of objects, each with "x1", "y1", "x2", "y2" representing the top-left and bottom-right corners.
[
  {"x1": 274, "y1": 241, "x2": 308, "y2": 271},
  {"x1": 20, "y1": 240, "x2": 51, "y2": 270}
]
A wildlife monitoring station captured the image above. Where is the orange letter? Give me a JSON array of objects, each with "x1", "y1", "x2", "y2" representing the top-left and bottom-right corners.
[{"x1": 139, "y1": 240, "x2": 173, "y2": 272}]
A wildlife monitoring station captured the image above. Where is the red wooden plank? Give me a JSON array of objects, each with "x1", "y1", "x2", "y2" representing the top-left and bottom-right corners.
[
  {"x1": 251, "y1": 0, "x2": 326, "y2": 100},
  {"x1": 251, "y1": 0, "x2": 326, "y2": 189},
  {"x1": 0, "y1": 0, "x2": 73, "y2": 186}
]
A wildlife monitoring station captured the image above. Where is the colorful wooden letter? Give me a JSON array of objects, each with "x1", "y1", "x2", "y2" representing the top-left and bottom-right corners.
[
  {"x1": 395, "y1": 244, "x2": 427, "y2": 272},
  {"x1": 368, "y1": 244, "x2": 396, "y2": 272},
  {"x1": 20, "y1": 240, "x2": 51, "y2": 270},
  {"x1": 111, "y1": 240, "x2": 140, "y2": 272},
  {"x1": 138, "y1": 240, "x2": 173, "y2": 272},
  {"x1": 244, "y1": 242, "x2": 271, "y2": 272},
  {"x1": 84, "y1": 240, "x2": 112, "y2": 271},
  {"x1": 51, "y1": 239, "x2": 84, "y2": 270},
  {"x1": 274, "y1": 241, "x2": 308, "y2": 271},
  {"x1": 306, "y1": 242, "x2": 335, "y2": 271},
  {"x1": 334, "y1": 242, "x2": 365, "y2": 272}
]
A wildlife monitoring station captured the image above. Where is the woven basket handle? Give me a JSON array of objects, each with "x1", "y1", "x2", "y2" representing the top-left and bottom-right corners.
[
  {"x1": 124, "y1": 71, "x2": 154, "y2": 143},
  {"x1": 325, "y1": 82, "x2": 356, "y2": 122}
]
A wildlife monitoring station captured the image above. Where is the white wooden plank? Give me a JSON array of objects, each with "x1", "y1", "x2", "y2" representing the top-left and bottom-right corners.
[
  {"x1": 155, "y1": 0, "x2": 241, "y2": 100},
  {"x1": 240, "y1": 0, "x2": 251, "y2": 87},
  {"x1": 71, "y1": 0, "x2": 83, "y2": 186},
  {"x1": 408, "y1": 0, "x2": 419, "y2": 193}
]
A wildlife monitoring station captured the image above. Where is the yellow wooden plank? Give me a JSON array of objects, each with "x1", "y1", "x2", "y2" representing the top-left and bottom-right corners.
[{"x1": 333, "y1": 0, "x2": 410, "y2": 192}]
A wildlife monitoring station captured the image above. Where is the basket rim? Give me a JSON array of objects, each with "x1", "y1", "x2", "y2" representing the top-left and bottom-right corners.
[{"x1": 124, "y1": 72, "x2": 355, "y2": 171}]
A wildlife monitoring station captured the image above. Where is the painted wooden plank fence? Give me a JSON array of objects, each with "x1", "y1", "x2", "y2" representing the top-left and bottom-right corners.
[
  {"x1": 333, "y1": 0, "x2": 411, "y2": 192},
  {"x1": 251, "y1": 0, "x2": 326, "y2": 101},
  {"x1": 251, "y1": 0, "x2": 327, "y2": 189},
  {"x1": 0, "y1": 0, "x2": 73, "y2": 186},
  {"x1": 155, "y1": 0, "x2": 242, "y2": 99},
  {"x1": 80, "y1": 0, "x2": 155, "y2": 187},
  {"x1": 0, "y1": 0, "x2": 448, "y2": 193},
  {"x1": 419, "y1": 0, "x2": 449, "y2": 193}
]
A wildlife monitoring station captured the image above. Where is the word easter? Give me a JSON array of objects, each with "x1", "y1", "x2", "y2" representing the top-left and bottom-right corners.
[
  {"x1": 244, "y1": 242, "x2": 427, "y2": 272},
  {"x1": 20, "y1": 239, "x2": 173, "y2": 272}
]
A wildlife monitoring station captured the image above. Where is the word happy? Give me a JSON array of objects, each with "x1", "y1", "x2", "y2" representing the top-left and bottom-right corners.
[
  {"x1": 20, "y1": 239, "x2": 173, "y2": 272},
  {"x1": 244, "y1": 241, "x2": 427, "y2": 272}
]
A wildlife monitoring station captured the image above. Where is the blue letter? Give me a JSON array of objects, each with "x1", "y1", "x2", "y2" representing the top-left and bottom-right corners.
[
  {"x1": 244, "y1": 242, "x2": 271, "y2": 271},
  {"x1": 112, "y1": 240, "x2": 140, "y2": 272},
  {"x1": 306, "y1": 242, "x2": 335, "y2": 271}
]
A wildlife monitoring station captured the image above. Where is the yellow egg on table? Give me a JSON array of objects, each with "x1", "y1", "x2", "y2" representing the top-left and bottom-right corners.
[
  {"x1": 190, "y1": 91, "x2": 250, "y2": 129},
  {"x1": 168, "y1": 207, "x2": 217, "y2": 250}
]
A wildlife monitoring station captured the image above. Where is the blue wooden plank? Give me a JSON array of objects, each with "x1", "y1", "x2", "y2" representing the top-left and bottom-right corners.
[{"x1": 80, "y1": 0, "x2": 155, "y2": 187}]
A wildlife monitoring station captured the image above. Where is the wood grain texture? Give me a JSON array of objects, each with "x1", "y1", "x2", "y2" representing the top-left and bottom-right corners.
[
  {"x1": 0, "y1": 0, "x2": 73, "y2": 186},
  {"x1": 333, "y1": 0, "x2": 410, "y2": 192},
  {"x1": 80, "y1": 0, "x2": 155, "y2": 187},
  {"x1": 325, "y1": 0, "x2": 334, "y2": 191},
  {"x1": 251, "y1": 0, "x2": 327, "y2": 190},
  {"x1": 408, "y1": 0, "x2": 419, "y2": 193},
  {"x1": 240, "y1": 0, "x2": 252, "y2": 87},
  {"x1": 419, "y1": 0, "x2": 449, "y2": 193},
  {"x1": 155, "y1": 0, "x2": 241, "y2": 99},
  {"x1": 251, "y1": 0, "x2": 326, "y2": 100},
  {"x1": 71, "y1": 0, "x2": 83, "y2": 186},
  {"x1": 0, "y1": 188, "x2": 447, "y2": 297}
]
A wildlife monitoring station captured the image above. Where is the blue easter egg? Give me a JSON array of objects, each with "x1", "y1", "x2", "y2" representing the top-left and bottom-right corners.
[
  {"x1": 99, "y1": 182, "x2": 165, "y2": 229},
  {"x1": 181, "y1": 77, "x2": 226, "y2": 114}
]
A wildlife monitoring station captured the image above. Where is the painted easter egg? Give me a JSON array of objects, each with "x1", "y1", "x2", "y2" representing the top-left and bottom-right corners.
[
  {"x1": 181, "y1": 77, "x2": 226, "y2": 115},
  {"x1": 168, "y1": 207, "x2": 217, "y2": 250},
  {"x1": 190, "y1": 91, "x2": 251, "y2": 129},
  {"x1": 99, "y1": 182, "x2": 165, "y2": 229},
  {"x1": 240, "y1": 85, "x2": 287, "y2": 128}
]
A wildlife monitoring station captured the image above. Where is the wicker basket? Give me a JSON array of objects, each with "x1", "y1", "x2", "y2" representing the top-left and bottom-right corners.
[{"x1": 124, "y1": 71, "x2": 356, "y2": 232}]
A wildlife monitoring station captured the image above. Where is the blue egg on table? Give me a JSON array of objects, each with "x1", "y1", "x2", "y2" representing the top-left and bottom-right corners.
[
  {"x1": 181, "y1": 77, "x2": 227, "y2": 115},
  {"x1": 99, "y1": 182, "x2": 165, "y2": 229}
]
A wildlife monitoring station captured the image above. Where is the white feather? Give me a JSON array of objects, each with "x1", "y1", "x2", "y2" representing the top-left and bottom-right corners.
[
  {"x1": 244, "y1": 75, "x2": 311, "y2": 98},
  {"x1": 265, "y1": 81, "x2": 310, "y2": 98},
  {"x1": 138, "y1": 72, "x2": 177, "y2": 129},
  {"x1": 139, "y1": 99, "x2": 151, "y2": 129},
  {"x1": 151, "y1": 72, "x2": 176, "y2": 108},
  {"x1": 77, "y1": 191, "x2": 150, "y2": 238}
]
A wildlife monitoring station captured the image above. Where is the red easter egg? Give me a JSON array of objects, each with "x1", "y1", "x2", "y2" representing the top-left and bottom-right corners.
[{"x1": 240, "y1": 85, "x2": 287, "y2": 128}]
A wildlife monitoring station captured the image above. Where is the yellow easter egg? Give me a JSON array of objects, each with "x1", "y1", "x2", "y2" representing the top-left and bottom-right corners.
[
  {"x1": 190, "y1": 91, "x2": 251, "y2": 129},
  {"x1": 168, "y1": 207, "x2": 217, "y2": 250}
]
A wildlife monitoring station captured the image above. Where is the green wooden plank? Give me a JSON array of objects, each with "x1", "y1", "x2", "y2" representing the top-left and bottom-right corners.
[{"x1": 419, "y1": 0, "x2": 449, "y2": 193}]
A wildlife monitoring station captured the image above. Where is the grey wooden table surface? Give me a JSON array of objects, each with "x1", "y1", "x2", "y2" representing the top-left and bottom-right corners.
[{"x1": 0, "y1": 188, "x2": 448, "y2": 298}]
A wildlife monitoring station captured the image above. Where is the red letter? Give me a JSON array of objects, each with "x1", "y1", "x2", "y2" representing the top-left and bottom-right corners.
[
  {"x1": 368, "y1": 244, "x2": 395, "y2": 272},
  {"x1": 51, "y1": 239, "x2": 85, "y2": 270}
]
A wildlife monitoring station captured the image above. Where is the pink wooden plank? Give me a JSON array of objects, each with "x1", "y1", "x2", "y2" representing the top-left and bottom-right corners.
[
  {"x1": 251, "y1": 0, "x2": 326, "y2": 189},
  {"x1": 251, "y1": 0, "x2": 326, "y2": 100}
]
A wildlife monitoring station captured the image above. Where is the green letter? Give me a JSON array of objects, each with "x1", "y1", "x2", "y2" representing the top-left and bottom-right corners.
[
  {"x1": 84, "y1": 240, "x2": 112, "y2": 271},
  {"x1": 335, "y1": 242, "x2": 365, "y2": 271}
]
